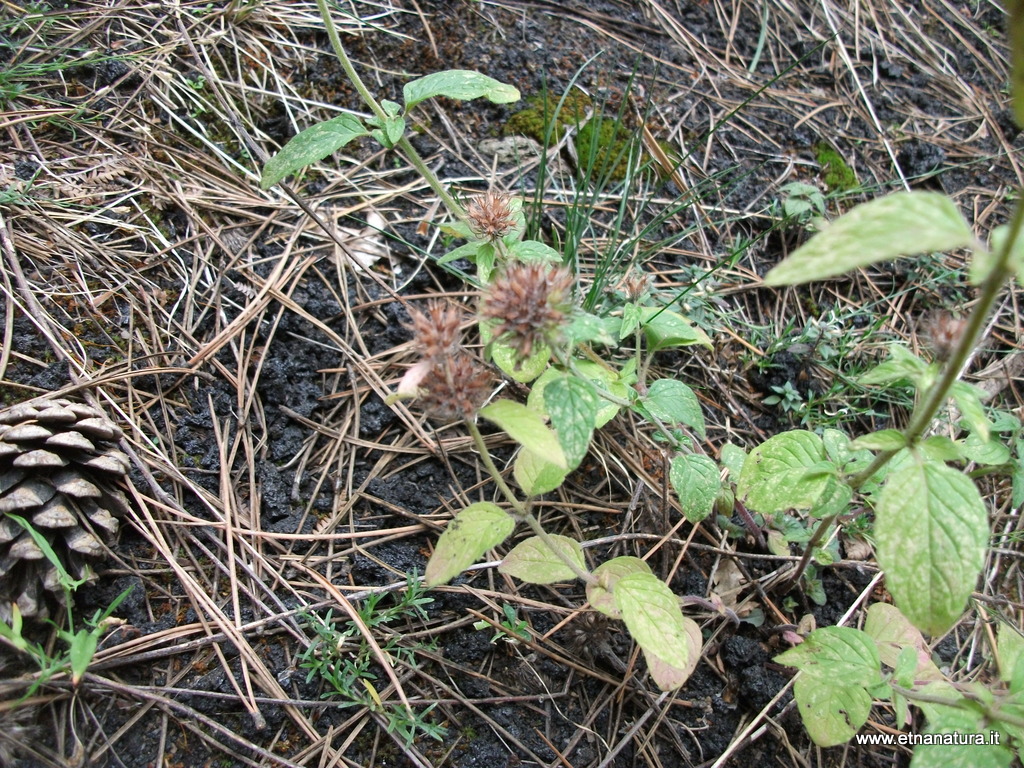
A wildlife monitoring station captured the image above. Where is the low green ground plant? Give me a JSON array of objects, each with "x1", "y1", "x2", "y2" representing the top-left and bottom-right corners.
[
  {"x1": 298, "y1": 574, "x2": 443, "y2": 745},
  {"x1": 260, "y1": 0, "x2": 1024, "y2": 760}
]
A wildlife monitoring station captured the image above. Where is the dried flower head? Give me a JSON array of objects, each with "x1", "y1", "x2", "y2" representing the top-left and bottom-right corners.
[
  {"x1": 406, "y1": 300, "x2": 463, "y2": 362},
  {"x1": 417, "y1": 354, "x2": 493, "y2": 421},
  {"x1": 481, "y1": 261, "x2": 574, "y2": 361},
  {"x1": 465, "y1": 191, "x2": 518, "y2": 242},
  {"x1": 924, "y1": 311, "x2": 968, "y2": 362},
  {"x1": 618, "y1": 270, "x2": 652, "y2": 302}
]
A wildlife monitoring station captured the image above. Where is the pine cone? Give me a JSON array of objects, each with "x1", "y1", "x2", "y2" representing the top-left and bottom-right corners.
[{"x1": 0, "y1": 398, "x2": 131, "y2": 621}]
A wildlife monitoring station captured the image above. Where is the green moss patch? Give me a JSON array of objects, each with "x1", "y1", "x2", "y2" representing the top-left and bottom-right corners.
[
  {"x1": 505, "y1": 88, "x2": 639, "y2": 181},
  {"x1": 814, "y1": 142, "x2": 858, "y2": 192}
]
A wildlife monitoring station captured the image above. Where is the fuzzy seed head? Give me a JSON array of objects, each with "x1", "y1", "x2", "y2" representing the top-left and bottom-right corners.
[
  {"x1": 618, "y1": 271, "x2": 652, "y2": 302},
  {"x1": 417, "y1": 354, "x2": 494, "y2": 421},
  {"x1": 925, "y1": 311, "x2": 967, "y2": 362},
  {"x1": 466, "y1": 191, "x2": 517, "y2": 242},
  {"x1": 482, "y1": 262, "x2": 574, "y2": 361},
  {"x1": 407, "y1": 300, "x2": 463, "y2": 362}
]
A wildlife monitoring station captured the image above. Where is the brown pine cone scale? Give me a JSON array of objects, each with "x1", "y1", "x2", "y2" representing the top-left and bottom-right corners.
[{"x1": 0, "y1": 398, "x2": 130, "y2": 621}]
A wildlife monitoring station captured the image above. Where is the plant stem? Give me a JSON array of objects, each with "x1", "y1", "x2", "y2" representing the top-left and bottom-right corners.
[
  {"x1": 891, "y1": 684, "x2": 1024, "y2": 730},
  {"x1": 314, "y1": 0, "x2": 465, "y2": 219},
  {"x1": 785, "y1": 511, "x2": 838, "y2": 591},
  {"x1": 849, "y1": 196, "x2": 1024, "y2": 489},
  {"x1": 396, "y1": 136, "x2": 466, "y2": 220},
  {"x1": 789, "y1": 196, "x2": 1024, "y2": 589},
  {"x1": 464, "y1": 418, "x2": 597, "y2": 585},
  {"x1": 465, "y1": 419, "x2": 527, "y2": 516}
]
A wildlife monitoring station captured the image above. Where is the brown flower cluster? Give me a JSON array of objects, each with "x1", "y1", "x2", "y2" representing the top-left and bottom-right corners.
[
  {"x1": 481, "y1": 261, "x2": 574, "y2": 360},
  {"x1": 400, "y1": 301, "x2": 492, "y2": 420},
  {"x1": 415, "y1": 353, "x2": 494, "y2": 421},
  {"x1": 407, "y1": 299, "x2": 461, "y2": 362},
  {"x1": 924, "y1": 310, "x2": 968, "y2": 362},
  {"x1": 465, "y1": 191, "x2": 518, "y2": 242}
]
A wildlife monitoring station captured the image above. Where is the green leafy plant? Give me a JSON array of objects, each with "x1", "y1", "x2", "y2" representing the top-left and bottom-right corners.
[
  {"x1": 779, "y1": 180, "x2": 826, "y2": 221},
  {"x1": 298, "y1": 574, "x2": 443, "y2": 746},
  {"x1": 260, "y1": 2, "x2": 713, "y2": 694},
  {"x1": 762, "y1": 182, "x2": 1024, "y2": 763},
  {"x1": 261, "y1": 2, "x2": 1024, "y2": 750},
  {"x1": 763, "y1": 381, "x2": 805, "y2": 414},
  {"x1": 473, "y1": 603, "x2": 531, "y2": 644},
  {"x1": 0, "y1": 593, "x2": 130, "y2": 695}
]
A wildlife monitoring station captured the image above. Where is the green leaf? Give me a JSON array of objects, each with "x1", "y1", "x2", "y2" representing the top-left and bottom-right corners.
[
  {"x1": 513, "y1": 448, "x2": 568, "y2": 496},
  {"x1": 68, "y1": 628, "x2": 99, "y2": 686},
  {"x1": 488, "y1": 337, "x2": 550, "y2": 382},
  {"x1": 811, "y1": 476, "x2": 852, "y2": 520},
  {"x1": 545, "y1": 375, "x2": 598, "y2": 470},
  {"x1": 791, "y1": 674, "x2": 873, "y2": 747},
  {"x1": 823, "y1": 428, "x2": 875, "y2": 474},
  {"x1": 479, "y1": 400, "x2": 566, "y2": 468},
  {"x1": 498, "y1": 534, "x2": 584, "y2": 584},
  {"x1": 863, "y1": 603, "x2": 944, "y2": 683},
  {"x1": 528, "y1": 362, "x2": 625, "y2": 429},
  {"x1": 0, "y1": 607, "x2": 28, "y2": 652},
  {"x1": 764, "y1": 192, "x2": 974, "y2": 286},
  {"x1": 719, "y1": 443, "x2": 746, "y2": 479},
  {"x1": 403, "y1": 70, "x2": 520, "y2": 110},
  {"x1": 438, "y1": 220, "x2": 475, "y2": 239},
  {"x1": 987, "y1": 224, "x2": 1024, "y2": 286},
  {"x1": 261, "y1": 114, "x2": 369, "y2": 189},
  {"x1": 587, "y1": 556, "x2": 651, "y2": 618},
  {"x1": 493, "y1": 197, "x2": 527, "y2": 243},
  {"x1": 476, "y1": 243, "x2": 497, "y2": 283},
  {"x1": 849, "y1": 429, "x2": 907, "y2": 452},
  {"x1": 638, "y1": 307, "x2": 713, "y2": 351},
  {"x1": 776, "y1": 626, "x2": 882, "y2": 687},
  {"x1": 368, "y1": 115, "x2": 405, "y2": 148},
  {"x1": 437, "y1": 240, "x2": 485, "y2": 266},
  {"x1": 643, "y1": 616, "x2": 702, "y2": 691},
  {"x1": 875, "y1": 458, "x2": 988, "y2": 636},
  {"x1": 640, "y1": 378, "x2": 706, "y2": 438},
  {"x1": 894, "y1": 645, "x2": 918, "y2": 687},
  {"x1": 951, "y1": 381, "x2": 991, "y2": 442},
  {"x1": 619, "y1": 302, "x2": 643, "y2": 340},
  {"x1": 921, "y1": 436, "x2": 965, "y2": 463},
  {"x1": 736, "y1": 431, "x2": 830, "y2": 513},
  {"x1": 566, "y1": 311, "x2": 617, "y2": 347},
  {"x1": 776, "y1": 625, "x2": 880, "y2": 745},
  {"x1": 962, "y1": 432, "x2": 1011, "y2": 466},
  {"x1": 912, "y1": 685, "x2": 1015, "y2": 768},
  {"x1": 482, "y1": 315, "x2": 550, "y2": 382},
  {"x1": 998, "y1": 622, "x2": 1024, "y2": 689},
  {"x1": 1015, "y1": 440, "x2": 1024, "y2": 508},
  {"x1": 669, "y1": 454, "x2": 720, "y2": 522},
  {"x1": 508, "y1": 239, "x2": 561, "y2": 263},
  {"x1": 859, "y1": 344, "x2": 931, "y2": 387},
  {"x1": 970, "y1": 244, "x2": 999, "y2": 286},
  {"x1": 890, "y1": 645, "x2": 916, "y2": 726},
  {"x1": 766, "y1": 530, "x2": 789, "y2": 557},
  {"x1": 614, "y1": 572, "x2": 692, "y2": 671},
  {"x1": 425, "y1": 502, "x2": 515, "y2": 586}
]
